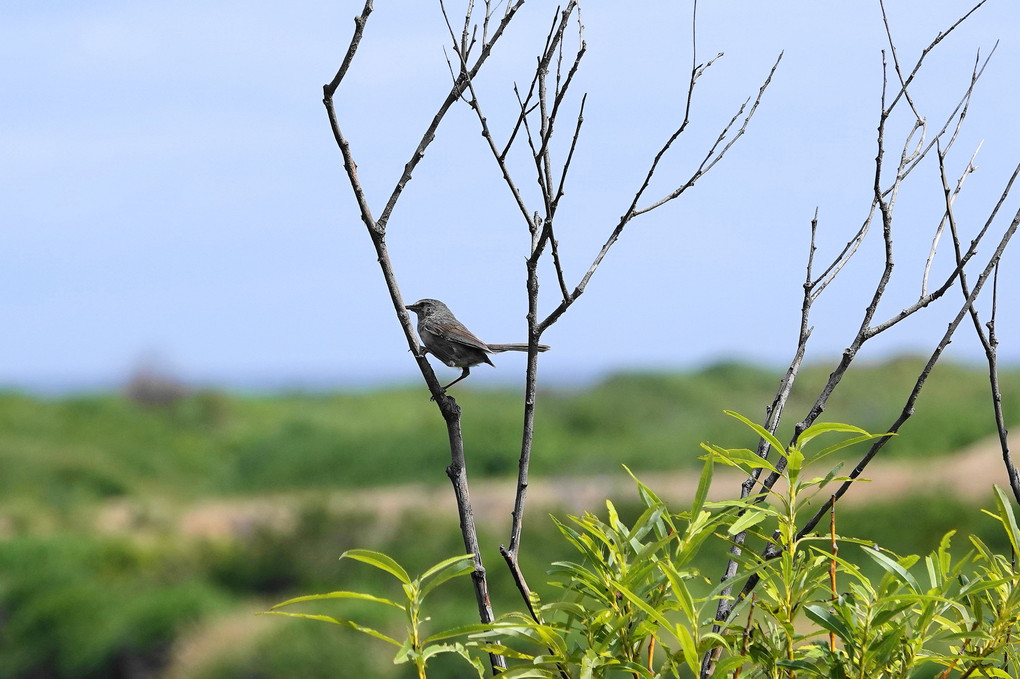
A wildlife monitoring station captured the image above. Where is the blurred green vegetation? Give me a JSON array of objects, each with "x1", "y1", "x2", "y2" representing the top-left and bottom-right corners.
[
  {"x1": 0, "y1": 358, "x2": 1016, "y2": 677},
  {"x1": 1, "y1": 358, "x2": 1016, "y2": 508}
]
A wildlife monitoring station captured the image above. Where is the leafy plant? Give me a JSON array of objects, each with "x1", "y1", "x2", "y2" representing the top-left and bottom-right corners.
[
  {"x1": 268, "y1": 550, "x2": 485, "y2": 679},
  {"x1": 272, "y1": 416, "x2": 1020, "y2": 678}
]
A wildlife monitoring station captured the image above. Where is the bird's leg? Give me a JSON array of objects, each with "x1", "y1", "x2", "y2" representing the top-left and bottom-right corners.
[{"x1": 441, "y1": 367, "x2": 471, "y2": 390}]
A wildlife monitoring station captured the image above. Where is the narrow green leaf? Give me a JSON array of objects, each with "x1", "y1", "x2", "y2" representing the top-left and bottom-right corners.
[
  {"x1": 691, "y1": 454, "x2": 714, "y2": 521},
  {"x1": 657, "y1": 561, "x2": 696, "y2": 622},
  {"x1": 814, "y1": 434, "x2": 888, "y2": 462},
  {"x1": 992, "y1": 485, "x2": 1020, "y2": 556},
  {"x1": 775, "y1": 658, "x2": 827, "y2": 675},
  {"x1": 552, "y1": 517, "x2": 607, "y2": 567},
  {"x1": 340, "y1": 549, "x2": 411, "y2": 584},
  {"x1": 262, "y1": 610, "x2": 402, "y2": 646},
  {"x1": 712, "y1": 446, "x2": 781, "y2": 474},
  {"x1": 270, "y1": 590, "x2": 403, "y2": 611},
  {"x1": 623, "y1": 465, "x2": 664, "y2": 507},
  {"x1": 495, "y1": 668, "x2": 562, "y2": 678},
  {"x1": 420, "y1": 553, "x2": 475, "y2": 581},
  {"x1": 429, "y1": 643, "x2": 486, "y2": 678},
  {"x1": 725, "y1": 410, "x2": 787, "y2": 460},
  {"x1": 615, "y1": 581, "x2": 675, "y2": 637},
  {"x1": 675, "y1": 624, "x2": 700, "y2": 675},
  {"x1": 797, "y1": 421, "x2": 869, "y2": 445},
  {"x1": 423, "y1": 622, "x2": 495, "y2": 645},
  {"x1": 727, "y1": 508, "x2": 769, "y2": 536},
  {"x1": 713, "y1": 656, "x2": 750, "y2": 676},
  {"x1": 803, "y1": 604, "x2": 854, "y2": 645},
  {"x1": 626, "y1": 504, "x2": 666, "y2": 548},
  {"x1": 980, "y1": 669, "x2": 1014, "y2": 679},
  {"x1": 416, "y1": 554, "x2": 475, "y2": 599},
  {"x1": 863, "y1": 548, "x2": 921, "y2": 593}
]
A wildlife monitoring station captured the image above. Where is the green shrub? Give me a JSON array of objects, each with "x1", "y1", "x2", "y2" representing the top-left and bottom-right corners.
[{"x1": 270, "y1": 416, "x2": 1020, "y2": 678}]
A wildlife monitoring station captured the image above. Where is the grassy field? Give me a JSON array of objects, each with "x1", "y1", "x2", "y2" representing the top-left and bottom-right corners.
[{"x1": 0, "y1": 358, "x2": 1017, "y2": 677}]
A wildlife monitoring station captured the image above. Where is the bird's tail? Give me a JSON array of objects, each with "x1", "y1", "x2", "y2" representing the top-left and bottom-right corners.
[{"x1": 487, "y1": 343, "x2": 550, "y2": 353}]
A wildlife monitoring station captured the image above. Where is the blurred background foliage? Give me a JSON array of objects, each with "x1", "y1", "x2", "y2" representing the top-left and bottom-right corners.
[{"x1": 0, "y1": 357, "x2": 1017, "y2": 677}]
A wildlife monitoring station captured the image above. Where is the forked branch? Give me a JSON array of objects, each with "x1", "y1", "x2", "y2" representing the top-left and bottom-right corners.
[{"x1": 701, "y1": 3, "x2": 1012, "y2": 675}]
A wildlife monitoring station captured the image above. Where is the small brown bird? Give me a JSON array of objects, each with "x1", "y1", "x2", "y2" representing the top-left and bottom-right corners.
[{"x1": 406, "y1": 298, "x2": 549, "y2": 390}]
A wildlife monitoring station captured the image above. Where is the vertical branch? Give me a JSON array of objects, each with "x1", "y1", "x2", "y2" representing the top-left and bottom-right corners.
[
  {"x1": 443, "y1": 404, "x2": 506, "y2": 672},
  {"x1": 984, "y1": 263, "x2": 1020, "y2": 504},
  {"x1": 322, "y1": 3, "x2": 530, "y2": 673},
  {"x1": 939, "y1": 150, "x2": 1020, "y2": 504},
  {"x1": 703, "y1": 6, "x2": 1005, "y2": 673}
]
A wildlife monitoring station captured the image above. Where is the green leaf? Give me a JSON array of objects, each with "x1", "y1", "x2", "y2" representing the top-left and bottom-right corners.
[
  {"x1": 430, "y1": 643, "x2": 486, "y2": 678},
  {"x1": 863, "y1": 548, "x2": 921, "y2": 593},
  {"x1": 615, "y1": 581, "x2": 674, "y2": 634},
  {"x1": 803, "y1": 604, "x2": 854, "y2": 645},
  {"x1": 797, "y1": 421, "x2": 869, "y2": 445},
  {"x1": 423, "y1": 622, "x2": 496, "y2": 645},
  {"x1": 812, "y1": 432, "x2": 891, "y2": 461},
  {"x1": 657, "y1": 561, "x2": 696, "y2": 622},
  {"x1": 489, "y1": 666, "x2": 560, "y2": 678},
  {"x1": 496, "y1": 669, "x2": 562, "y2": 678},
  {"x1": 775, "y1": 657, "x2": 827, "y2": 675},
  {"x1": 419, "y1": 554, "x2": 476, "y2": 599},
  {"x1": 725, "y1": 410, "x2": 787, "y2": 460},
  {"x1": 341, "y1": 549, "x2": 411, "y2": 584},
  {"x1": 980, "y1": 669, "x2": 1015, "y2": 679},
  {"x1": 691, "y1": 454, "x2": 714, "y2": 520},
  {"x1": 552, "y1": 517, "x2": 607, "y2": 567},
  {"x1": 727, "y1": 508, "x2": 770, "y2": 536},
  {"x1": 786, "y1": 445, "x2": 805, "y2": 476},
  {"x1": 713, "y1": 655, "x2": 750, "y2": 676},
  {"x1": 709, "y1": 445, "x2": 781, "y2": 474},
  {"x1": 992, "y1": 485, "x2": 1020, "y2": 556},
  {"x1": 421, "y1": 553, "x2": 475, "y2": 581},
  {"x1": 625, "y1": 504, "x2": 666, "y2": 549},
  {"x1": 262, "y1": 610, "x2": 402, "y2": 646},
  {"x1": 675, "y1": 623, "x2": 700, "y2": 676},
  {"x1": 270, "y1": 590, "x2": 403, "y2": 611}
]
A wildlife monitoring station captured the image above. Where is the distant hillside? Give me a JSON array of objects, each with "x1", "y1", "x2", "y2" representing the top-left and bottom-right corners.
[{"x1": 0, "y1": 357, "x2": 1015, "y2": 514}]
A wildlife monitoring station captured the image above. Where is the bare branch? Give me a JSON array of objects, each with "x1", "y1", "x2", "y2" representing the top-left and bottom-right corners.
[
  {"x1": 324, "y1": 1, "x2": 374, "y2": 99},
  {"x1": 372, "y1": 1, "x2": 526, "y2": 234},
  {"x1": 702, "y1": 7, "x2": 1012, "y2": 656},
  {"x1": 537, "y1": 53, "x2": 782, "y2": 334},
  {"x1": 879, "y1": 0, "x2": 924, "y2": 123},
  {"x1": 922, "y1": 140, "x2": 981, "y2": 297},
  {"x1": 896, "y1": 43, "x2": 995, "y2": 183},
  {"x1": 939, "y1": 152, "x2": 1020, "y2": 504},
  {"x1": 800, "y1": 208, "x2": 1017, "y2": 536},
  {"x1": 881, "y1": 0, "x2": 989, "y2": 114},
  {"x1": 552, "y1": 93, "x2": 586, "y2": 218},
  {"x1": 986, "y1": 265, "x2": 1020, "y2": 503},
  {"x1": 729, "y1": 203, "x2": 1018, "y2": 626}
]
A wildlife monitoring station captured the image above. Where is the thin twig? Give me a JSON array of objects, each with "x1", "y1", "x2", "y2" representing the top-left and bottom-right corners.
[
  {"x1": 537, "y1": 53, "x2": 781, "y2": 335},
  {"x1": 880, "y1": 0, "x2": 989, "y2": 114},
  {"x1": 759, "y1": 205, "x2": 1017, "y2": 594},
  {"x1": 939, "y1": 150, "x2": 1020, "y2": 503}
]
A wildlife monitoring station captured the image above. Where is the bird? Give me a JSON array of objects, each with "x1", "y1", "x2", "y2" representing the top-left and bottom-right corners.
[{"x1": 405, "y1": 298, "x2": 549, "y2": 391}]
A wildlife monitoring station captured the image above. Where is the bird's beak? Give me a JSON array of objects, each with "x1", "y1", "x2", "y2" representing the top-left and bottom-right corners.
[{"x1": 405, "y1": 304, "x2": 417, "y2": 312}]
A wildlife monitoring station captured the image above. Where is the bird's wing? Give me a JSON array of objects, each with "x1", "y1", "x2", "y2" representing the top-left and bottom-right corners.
[{"x1": 427, "y1": 319, "x2": 491, "y2": 352}]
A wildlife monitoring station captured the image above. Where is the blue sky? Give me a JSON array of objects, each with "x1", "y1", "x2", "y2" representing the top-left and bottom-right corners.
[{"x1": 3, "y1": 1, "x2": 1018, "y2": 392}]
